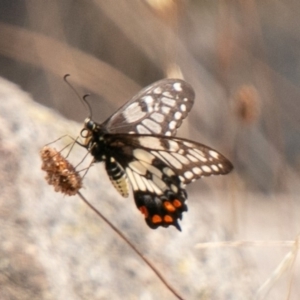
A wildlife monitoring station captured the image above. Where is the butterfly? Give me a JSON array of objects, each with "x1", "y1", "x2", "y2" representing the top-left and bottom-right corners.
[{"x1": 80, "y1": 79, "x2": 233, "y2": 231}]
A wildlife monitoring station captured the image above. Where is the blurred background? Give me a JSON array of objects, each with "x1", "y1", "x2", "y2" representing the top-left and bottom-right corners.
[{"x1": 0, "y1": 0, "x2": 299, "y2": 299}]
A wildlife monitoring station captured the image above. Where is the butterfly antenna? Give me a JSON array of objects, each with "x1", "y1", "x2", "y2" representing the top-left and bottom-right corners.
[
  {"x1": 83, "y1": 94, "x2": 93, "y2": 118},
  {"x1": 63, "y1": 74, "x2": 92, "y2": 118}
]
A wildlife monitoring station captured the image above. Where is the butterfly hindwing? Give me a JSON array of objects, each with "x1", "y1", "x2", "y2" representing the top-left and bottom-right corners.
[
  {"x1": 103, "y1": 133, "x2": 233, "y2": 229},
  {"x1": 101, "y1": 79, "x2": 195, "y2": 136}
]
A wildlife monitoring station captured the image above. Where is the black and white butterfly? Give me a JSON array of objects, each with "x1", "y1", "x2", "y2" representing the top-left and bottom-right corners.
[{"x1": 80, "y1": 79, "x2": 233, "y2": 231}]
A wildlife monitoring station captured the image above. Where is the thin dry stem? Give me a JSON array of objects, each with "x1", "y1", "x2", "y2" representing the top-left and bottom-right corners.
[{"x1": 77, "y1": 191, "x2": 185, "y2": 300}]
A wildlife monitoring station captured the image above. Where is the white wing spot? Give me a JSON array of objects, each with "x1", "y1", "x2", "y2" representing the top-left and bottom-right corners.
[
  {"x1": 192, "y1": 167, "x2": 202, "y2": 175},
  {"x1": 153, "y1": 103, "x2": 160, "y2": 112},
  {"x1": 180, "y1": 104, "x2": 186, "y2": 112},
  {"x1": 139, "y1": 137, "x2": 164, "y2": 149},
  {"x1": 143, "y1": 95, "x2": 154, "y2": 104},
  {"x1": 165, "y1": 131, "x2": 172, "y2": 136},
  {"x1": 151, "y1": 151, "x2": 169, "y2": 165},
  {"x1": 147, "y1": 106, "x2": 153, "y2": 113},
  {"x1": 129, "y1": 161, "x2": 148, "y2": 175},
  {"x1": 171, "y1": 184, "x2": 178, "y2": 193},
  {"x1": 141, "y1": 177, "x2": 154, "y2": 193},
  {"x1": 140, "y1": 161, "x2": 163, "y2": 178},
  {"x1": 153, "y1": 87, "x2": 162, "y2": 94},
  {"x1": 151, "y1": 112, "x2": 164, "y2": 123},
  {"x1": 183, "y1": 141, "x2": 194, "y2": 147},
  {"x1": 184, "y1": 171, "x2": 193, "y2": 179},
  {"x1": 169, "y1": 121, "x2": 177, "y2": 130},
  {"x1": 187, "y1": 154, "x2": 198, "y2": 162},
  {"x1": 173, "y1": 82, "x2": 182, "y2": 91},
  {"x1": 123, "y1": 102, "x2": 146, "y2": 122},
  {"x1": 152, "y1": 176, "x2": 167, "y2": 190},
  {"x1": 133, "y1": 172, "x2": 147, "y2": 191},
  {"x1": 201, "y1": 166, "x2": 212, "y2": 173},
  {"x1": 149, "y1": 180, "x2": 163, "y2": 195},
  {"x1": 189, "y1": 149, "x2": 208, "y2": 162},
  {"x1": 174, "y1": 112, "x2": 182, "y2": 120},
  {"x1": 163, "y1": 167, "x2": 175, "y2": 177},
  {"x1": 172, "y1": 153, "x2": 190, "y2": 164},
  {"x1": 218, "y1": 163, "x2": 224, "y2": 169},
  {"x1": 161, "y1": 97, "x2": 176, "y2": 107},
  {"x1": 133, "y1": 149, "x2": 155, "y2": 164},
  {"x1": 163, "y1": 91, "x2": 172, "y2": 97},
  {"x1": 211, "y1": 165, "x2": 219, "y2": 172},
  {"x1": 167, "y1": 140, "x2": 179, "y2": 151},
  {"x1": 209, "y1": 150, "x2": 220, "y2": 159},
  {"x1": 162, "y1": 106, "x2": 171, "y2": 114},
  {"x1": 137, "y1": 124, "x2": 151, "y2": 134},
  {"x1": 159, "y1": 151, "x2": 183, "y2": 169},
  {"x1": 183, "y1": 98, "x2": 188, "y2": 102},
  {"x1": 194, "y1": 149, "x2": 205, "y2": 157},
  {"x1": 126, "y1": 168, "x2": 138, "y2": 191},
  {"x1": 142, "y1": 119, "x2": 162, "y2": 134},
  {"x1": 179, "y1": 175, "x2": 185, "y2": 182}
]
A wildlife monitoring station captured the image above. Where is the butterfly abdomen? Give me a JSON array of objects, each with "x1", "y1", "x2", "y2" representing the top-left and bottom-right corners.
[{"x1": 106, "y1": 157, "x2": 129, "y2": 198}]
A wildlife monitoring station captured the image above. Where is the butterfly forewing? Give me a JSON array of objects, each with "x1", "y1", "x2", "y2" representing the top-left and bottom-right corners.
[
  {"x1": 101, "y1": 79, "x2": 195, "y2": 136},
  {"x1": 108, "y1": 134, "x2": 233, "y2": 183}
]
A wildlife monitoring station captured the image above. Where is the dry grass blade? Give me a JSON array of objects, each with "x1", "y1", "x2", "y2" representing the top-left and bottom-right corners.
[
  {"x1": 254, "y1": 236, "x2": 299, "y2": 300},
  {"x1": 255, "y1": 250, "x2": 295, "y2": 299},
  {"x1": 196, "y1": 238, "x2": 299, "y2": 300}
]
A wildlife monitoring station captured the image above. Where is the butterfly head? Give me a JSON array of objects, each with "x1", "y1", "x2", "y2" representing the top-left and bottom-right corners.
[
  {"x1": 80, "y1": 117, "x2": 97, "y2": 148},
  {"x1": 84, "y1": 117, "x2": 96, "y2": 131}
]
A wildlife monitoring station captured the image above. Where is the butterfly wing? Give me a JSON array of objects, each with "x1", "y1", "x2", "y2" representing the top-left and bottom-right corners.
[
  {"x1": 81, "y1": 78, "x2": 232, "y2": 230},
  {"x1": 105, "y1": 134, "x2": 233, "y2": 230},
  {"x1": 102, "y1": 79, "x2": 195, "y2": 136}
]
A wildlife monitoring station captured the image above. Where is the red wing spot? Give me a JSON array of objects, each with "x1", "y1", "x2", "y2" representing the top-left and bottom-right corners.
[
  {"x1": 139, "y1": 206, "x2": 149, "y2": 218},
  {"x1": 164, "y1": 215, "x2": 173, "y2": 223},
  {"x1": 152, "y1": 215, "x2": 162, "y2": 224},
  {"x1": 172, "y1": 199, "x2": 182, "y2": 208},
  {"x1": 163, "y1": 201, "x2": 176, "y2": 212}
]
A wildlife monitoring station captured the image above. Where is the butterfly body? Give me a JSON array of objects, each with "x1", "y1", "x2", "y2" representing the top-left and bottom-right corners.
[{"x1": 80, "y1": 79, "x2": 233, "y2": 230}]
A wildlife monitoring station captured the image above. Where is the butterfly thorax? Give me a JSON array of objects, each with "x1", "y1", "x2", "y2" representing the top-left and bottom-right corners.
[
  {"x1": 82, "y1": 117, "x2": 129, "y2": 198},
  {"x1": 82, "y1": 118, "x2": 107, "y2": 161}
]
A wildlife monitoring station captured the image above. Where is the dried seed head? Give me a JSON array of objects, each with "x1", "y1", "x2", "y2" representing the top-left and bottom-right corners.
[
  {"x1": 40, "y1": 146, "x2": 82, "y2": 196},
  {"x1": 234, "y1": 85, "x2": 260, "y2": 124}
]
